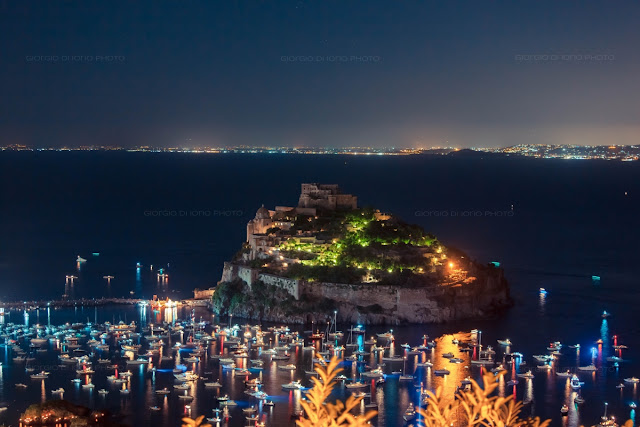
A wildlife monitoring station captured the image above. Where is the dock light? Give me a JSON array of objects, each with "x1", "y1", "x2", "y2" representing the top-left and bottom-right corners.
[{"x1": 448, "y1": 262, "x2": 454, "y2": 268}]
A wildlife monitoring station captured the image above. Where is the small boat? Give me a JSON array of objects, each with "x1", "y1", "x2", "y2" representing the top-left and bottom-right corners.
[
  {"x1": 52, "y1": 388, "x2": 65, "y2": 394},
  {"x1": 278, "y1": 364, "x2": 297, "y2": 371},
  {"x1": 624, "y1": 377, "x2": 640, "y2": 384},
  {"x1": 345, "y1": 381, "x2": 368, "y2": 389},
  {"x1": 82, "y1": 383, "x2": 95, "y2": 389},
  {"x1": 630, "y1": 402, "x2": 637, "y2": 409},
  {"x1": 497, "y1": 339, "x2": 512, "y2": 346},
  {"x1": 517, "y1": 371, "x2": 534, "y2": 379},
  {"x1": 282, "y1": 380, "x2": 303, "y2": 390},
  {"x1": 77, "y1": 256, "x2": 87, "y2": 262},
  {"x1": 155, "y1": 388, "x2": 171, "y2": 395},
  {"x1": 204, "y1": 381, "x2": 222, "y2": 388},
  {"x1": 150, "y1": 406, "x2": 161, "y2": 411},
  {"x1": 30, "y1": 371, "x2": 50, "y2": 379},
  {"x1": 577, "y1": 364, "x2": 597, "y2": 372},
  {"x1": 571, "y1": 375, "x2": 583, "y2": 389},
  {"x1": 568, "y1": 344, "x2": 581, "y2": 349},
  {"x1": 575, "y1": 396, "x2": 585, "y2": 404},
  {"x1": 264, "y1": 400, "x2": 275, "y2": 407},
  {"x1": 556, "y1": 370, "x2": 573, "y2": 377},
  {"x1": 507, "y1": 379, "x2": 519, "y2": 386},
  {"x1": 403, "y1": 403, "x2": 416, "y2": 422},
  {"x1": 434, "y1": 369, "x2": 450, "y2": 376},
  {"x1": 442, "y1": 352, "x2": 455, "y2": 358},
  {"x1": 602, "y1": 310, "x2": 610, "y2": 318},
  {"x1": 616, "y1": 383, "x2": 625, "y2": 389},
  {"x1": 16, "y1": 383, "x2": 28, "y2": 388},
  {"x1": 561, "y1": 405, "x2": 569, "y2": 416}
]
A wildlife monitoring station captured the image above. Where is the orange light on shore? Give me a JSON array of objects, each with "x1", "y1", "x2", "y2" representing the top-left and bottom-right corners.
[{"x1": 448, "y1": 262, "x2": 454, "y2": 268}]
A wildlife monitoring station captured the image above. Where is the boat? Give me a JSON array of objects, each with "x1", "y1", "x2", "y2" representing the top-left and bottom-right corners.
[
  {"x1": 403, "y1": 403, "x2": 416, "y2": 422},
  {"x1": 346, "y1": 381, "x2": 368, "y2": 389},
  {"x1": 282, "y1": 380, "x2": 303, "y2": 390},
  {"x1": 602, "y1": 310, "x2": 610, "y2": 318},
  {"x1": 51, "y1": 388, "x2": 65, "y2": 394},
  {"x1": 507, "y1": 379, "x2": 519, "y2": 386},
  {"x1": 616, "y1": 383, "x2": 625, "y2": 389},
  {"x1": 16, "y1": 383, "x2": 28, "y2": 388},
  {"x1": 77, "y1": 256, "x2": 87, "y2": 262},
  {"x1": 82, "y1": 383, "x2": 95, "y2": 389},
  {"x1": 561, "y1": 405, "x2": 569, "y2": 416},
  {"x1": 624, "y1": 377, "x2": 640, "y2": 384},
  {"x1": 98, "y1": 389, "x2": 109, "y2": 395},
  {"x1": 517, "y1": 371, "x2": 534, "y2": 379},
  {"x1": 278, "y1": 364, "x2": 297, "y2": 371},
  {"x1": 442, "y1": 352, "x2": 454, "y2": 358},
  {"x1": 497, "y1": 338, "x2": 512, "y2": 346},
  {"x1": 264, "y1": 400, "x2": 275, "y2": 407},
  {"x1": 575, "y1": 396, "x2": 585, "y2": 404},
  {"x1": 556, "y1": 370, "x2": 573, "y2": 377},
  {"x1": 150, "y1": 406, "x2": 161, "y2": 411},
  {"x1": 434, "y1": 369, "x2": 450, "y2": 376},
  {"x1": 578, "y1": 364, "x2": 597, "y2": 372},
  {"x1": 155, "y1": 388, "x2": 171, "y2": 394},
  {"x1": 204, "y1": 381, "x2": 222, "y2": 388},
  {"x1": 630, "y1": 403, "x2": 637, "y2": 409},
  {"x1": 571, "y1": 375, "x2": 583, "y2": 389},
  {"x1": 30, "y1": 371, "x2": 50, "y2": 379}
]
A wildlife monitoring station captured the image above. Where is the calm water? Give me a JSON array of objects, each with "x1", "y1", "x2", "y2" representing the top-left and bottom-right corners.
[{"x1": 1, "y1": 152, "x2": 640, "y2": 425}]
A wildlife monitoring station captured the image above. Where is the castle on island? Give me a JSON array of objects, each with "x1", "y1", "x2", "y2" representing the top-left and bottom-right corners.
[
  {"x1": 245, "y1": 183, "x2": 358, "y2": 260},
  {"x1": 212, "y1": 183, "x2": 510, "y2": 324}
]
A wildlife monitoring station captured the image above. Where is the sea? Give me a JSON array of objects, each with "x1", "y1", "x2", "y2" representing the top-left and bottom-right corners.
[{"x1": 0, "y1": 151, "x2": 639, "y2": 426}]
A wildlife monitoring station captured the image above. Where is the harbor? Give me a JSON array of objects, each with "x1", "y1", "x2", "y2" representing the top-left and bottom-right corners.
[{"x1": 0, "y1": 301, "x2": 636, "y2": 427}]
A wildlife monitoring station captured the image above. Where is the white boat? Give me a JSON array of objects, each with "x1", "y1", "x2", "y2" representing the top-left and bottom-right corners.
[
  {"x1": 345, "y1": 381, "x2": 368, "y2": 389},
  {"x1": 278, "y1": 364, "x2": 297, "y2": 371},
  {"x1": 30, "y1": 371, "x2": 50, "y2": 379},
  {"x1": 556, "y1": 370, "x2": 573, "y2": 377},
  {"x1": 204, "y1": 381, "x2": 222, "y2": 388},
  {"x1": 578, "y1": 364, "x2": 597, "y2": 372},
  {"x1": 77, "y1": 256, "x2": 87, "y2": 262},
  {"x1": 571, "y1": 375, "x2": 584, "y2": 389},
  {"x1": 282, "y1": 380, "x2": 303, "y2": 390},
  {"x1": 517, "y1": 371, "x2": 534, "y2": 379},
  {"x1": 98, "y1": 389, "x2": 109, "y2": 395},
  {"x1": 52, "y1": 388, "x2": 65, "y2": 394},
  {"x1": 497, "y1": 339, "x2": 512, "y2": 346},
  {"x1": 82, "y1": 383, "x2": 95, "y2": 389},
  {"x1": 507, "y1": 379, "x2": 518, "y2": 386},
  {"x1": 624, "y1": 377, "x2": 640, "y2": 384},
  {"x1": 155, "y1": 388, "x2": 171, "y2": 394}
]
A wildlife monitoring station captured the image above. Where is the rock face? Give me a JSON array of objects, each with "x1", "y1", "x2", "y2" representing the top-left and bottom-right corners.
[{"x1": 217, "y1": 263, "x2": 511, "y2": 325}]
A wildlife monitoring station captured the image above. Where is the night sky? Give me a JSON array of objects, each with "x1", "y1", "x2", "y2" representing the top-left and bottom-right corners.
[{"x1": 1, "y1": 0, "x2": 639, "y2": 148}]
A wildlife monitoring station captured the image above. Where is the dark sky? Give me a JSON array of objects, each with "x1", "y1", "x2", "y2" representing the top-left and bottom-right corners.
[{"x1": 1, "y1": 0, "x2": 639, "y2": 148}]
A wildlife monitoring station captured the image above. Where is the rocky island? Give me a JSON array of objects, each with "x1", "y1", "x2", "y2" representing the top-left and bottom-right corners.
[{"x1": 212, "y1": 184, "x2": 511, "y2": 325}]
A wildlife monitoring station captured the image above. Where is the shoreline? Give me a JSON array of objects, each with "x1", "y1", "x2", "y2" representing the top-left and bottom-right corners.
[{"x1": 0, "y1": 297, "x2": 208, "y2": 310}]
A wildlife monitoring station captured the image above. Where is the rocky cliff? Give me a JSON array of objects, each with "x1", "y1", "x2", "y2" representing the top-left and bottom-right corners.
[{"x1": 214, "y1": 263, "x2": 511, "y2": 325}]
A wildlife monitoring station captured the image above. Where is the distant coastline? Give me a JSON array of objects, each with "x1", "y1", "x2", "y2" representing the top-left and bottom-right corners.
[{"x1": 1, "y1": 144, "x2": 638, "y2": 161}]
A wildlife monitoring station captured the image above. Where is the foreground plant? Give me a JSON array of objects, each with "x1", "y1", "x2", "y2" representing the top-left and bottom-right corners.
[
  {"x1": 297, "y1": 357, "x2": 377, "y2": 427},
  {"x1": 182, "y1": 415, "x2": 211, "y2": 427}
]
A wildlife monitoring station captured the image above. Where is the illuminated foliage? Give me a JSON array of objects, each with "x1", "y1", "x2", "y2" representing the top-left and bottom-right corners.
[
  {"x1": 296, "y1": 357, "x2": 377, "y2": 427},
  {"x1": 182, "y1": 415, "x2": 211, "y2": 427}
]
